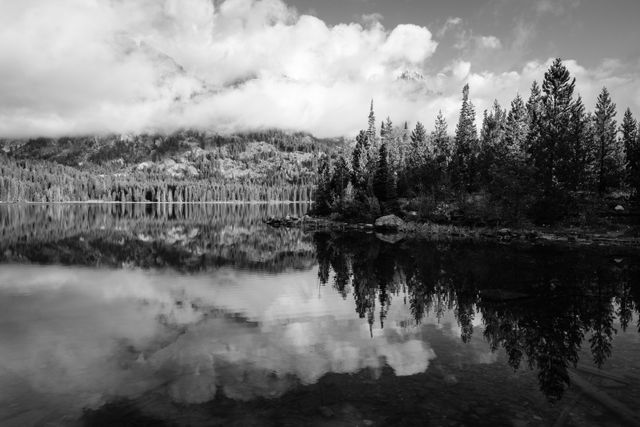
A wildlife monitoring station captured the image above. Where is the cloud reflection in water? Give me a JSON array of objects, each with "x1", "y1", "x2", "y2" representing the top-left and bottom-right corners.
[{"x1": 0, "y1": 264, "x2": 458, "y2": 412}]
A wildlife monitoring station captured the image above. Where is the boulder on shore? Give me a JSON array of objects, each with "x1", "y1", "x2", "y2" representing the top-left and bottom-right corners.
[{"x1": 374, "y1": 214, "x2": 404, "y2": 231}]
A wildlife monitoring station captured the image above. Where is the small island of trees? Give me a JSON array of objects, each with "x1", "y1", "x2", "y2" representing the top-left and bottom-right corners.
[{"x1": 313, "y1": 58, "x2": 640, "y2": 226}]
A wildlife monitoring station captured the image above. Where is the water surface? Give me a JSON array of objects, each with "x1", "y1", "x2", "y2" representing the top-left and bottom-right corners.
[{"x1": 0, "y1": 204, "x2": 639, "y2": 426}]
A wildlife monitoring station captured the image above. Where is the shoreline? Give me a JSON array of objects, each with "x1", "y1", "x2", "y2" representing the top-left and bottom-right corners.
[{"x1": 265, "y1": 216, "x2": 640, "y2": 247}]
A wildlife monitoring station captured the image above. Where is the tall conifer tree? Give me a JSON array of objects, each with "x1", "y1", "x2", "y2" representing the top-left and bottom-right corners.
[
  {"x1": 562, "y1": 96, "x2": 594, "y2": 191},
  {"x1": 528, "y1": 58, "x2": 575, "y2": 221},
  {"x1": 504, "y1": 94, "x2": 528, "y2": 154},
  {"x1": 593, "y1": 87, "x2": 620, "y2": 194},
  {"x1": 621, "y1": 108, "x2": 639, "y2": 193},
  {"x1": 451, "y1": 84, "x2": 478, "y2": 192},
  {"x1": 367, "y1": 100, "x2": 377, "y2": 146},
  {"x1": 373, "y1": 143, "x2": 395, "y2": 202}
]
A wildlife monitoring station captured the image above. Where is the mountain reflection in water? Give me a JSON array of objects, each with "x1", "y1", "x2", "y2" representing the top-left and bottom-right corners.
[{"x1": 0, "y1": 204, "x2": 638, "y2": 427}]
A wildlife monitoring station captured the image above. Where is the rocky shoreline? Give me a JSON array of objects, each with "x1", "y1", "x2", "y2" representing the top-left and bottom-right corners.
[{"x1": 264, "y1": 214, "x2": 640, "y2": 247}]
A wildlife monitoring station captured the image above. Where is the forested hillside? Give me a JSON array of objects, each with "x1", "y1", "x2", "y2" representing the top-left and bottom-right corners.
[{"x1": 0, "y1": 130, "x2": 343, "y2": 202}]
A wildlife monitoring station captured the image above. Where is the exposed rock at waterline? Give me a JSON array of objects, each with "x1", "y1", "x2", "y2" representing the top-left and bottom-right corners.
[{"x1": 374, "y1": 215, "x2": 404, "y2": 231}]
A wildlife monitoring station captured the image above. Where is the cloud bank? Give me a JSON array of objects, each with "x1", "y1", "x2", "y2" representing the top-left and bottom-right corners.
[{"x1": 0, "y1": 0, "x2": 638, "y2": 138}]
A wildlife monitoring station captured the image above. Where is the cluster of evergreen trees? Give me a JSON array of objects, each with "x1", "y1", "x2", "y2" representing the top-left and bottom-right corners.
[{"x1": 315, "y1": 59, "x2": 640, "y2": 224}]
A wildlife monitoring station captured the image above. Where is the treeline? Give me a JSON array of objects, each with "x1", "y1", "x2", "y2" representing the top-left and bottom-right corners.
[
  {"x1": 315, "y1": 59, "x2": 640, "y2": 224},
  {"x1": 0, "y1": 156, "x2": 315, "y2": 202},
  {"x1": 0, "y1": 129, "x2": 337, "y2": 202}
]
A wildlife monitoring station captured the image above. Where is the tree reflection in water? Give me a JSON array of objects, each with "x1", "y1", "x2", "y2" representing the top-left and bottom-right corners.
[{"x1": 313, "y1": 231, "x2": 640, "y2": 402}]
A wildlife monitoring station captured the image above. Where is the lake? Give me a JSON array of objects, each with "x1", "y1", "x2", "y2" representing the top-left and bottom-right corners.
[{"x1": 0, "y1": 203, "x2": 639, "y2": 427}]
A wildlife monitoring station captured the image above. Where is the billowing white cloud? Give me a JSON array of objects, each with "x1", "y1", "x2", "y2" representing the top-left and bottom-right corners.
[
  {"x1": 0, "y1": 0, "x2": 638, "y2": 138},
  {"x1": 0, "y1": 0, "x2": 438, "y2": 137}
]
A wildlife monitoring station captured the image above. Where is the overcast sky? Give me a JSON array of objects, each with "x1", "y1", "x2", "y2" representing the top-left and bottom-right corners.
[{"x1": 1, "y1": 0, "x2": 639, "y2": 138}]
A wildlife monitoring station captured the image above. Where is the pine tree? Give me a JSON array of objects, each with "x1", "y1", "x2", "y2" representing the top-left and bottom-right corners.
[
  {"x1": 373, "y1": 143, "x2": 395, "y2": 202},
  {"x1": 480, "y1": 100, "x2": 506, "y2": 149},
  {"x1": 490, "y1": 94, "x2": 532, "y2": 220},
  {"x1": 432, "y1": 111, "x2": 450, "y2": 164},
  {"x1": 479, "y1": 100, "x2": 506, "y2": 186},
  {"x1": 351, "y1": 130, "x2": 367, "y2": 189},
  {"x1": 562, "y1": 97, "x2": 594, "y2": 191},
  {"x1": 525, "y1": 81, "x2": 543, "y2": 156},
  {"x1": 629, "y1": 130, "x2": 640, "y2": 199},
  {"x1": 330, "y1": 155, "x2": 350, "y2": 203},
  {"x1": 367, "y1": 100, "x2": 377, "y2": 145},
  {"x1": 528, "y1": 59, "x2": 575, "y2": 222},
  {"x1": 504, "y1": 94, "x2": 528, "y2": 154},
  {"x1": 620, "y1": 108, "x2": 638, "y2": 192},
  {"x1": 383, "y1": 116, "x2": 400, "y2": 173},
  {"x1": 409, "y1": 121, "x2": 428, "y2": 166},
  {"x1": 593, "y1": 87, "x2": 620, "y2": 195},
  {"x1": 451, "y1": 84, "x2": 478, "y2": 192},
  {"x1": 314, "y1": 154, "x2": 332, "y2": 214},
  {"x1": 399, "y1": 121, "x2": 409, "y2": 169},
  {"x1": 526, "y1": 81, "x2": 543, "y2": 121}
]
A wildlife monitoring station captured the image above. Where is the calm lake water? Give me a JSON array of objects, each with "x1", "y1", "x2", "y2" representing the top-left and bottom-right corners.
[{"x1": 0, "y1": 203, "x2": 639, "y2": 427}]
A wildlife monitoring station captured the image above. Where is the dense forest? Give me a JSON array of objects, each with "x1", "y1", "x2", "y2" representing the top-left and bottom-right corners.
[
  {"x1": 0, "y1": 130, "x2": 342, "y2": 202},
  {"x1": 314, "y1": 58, "x2": 640, "y2": 225}
]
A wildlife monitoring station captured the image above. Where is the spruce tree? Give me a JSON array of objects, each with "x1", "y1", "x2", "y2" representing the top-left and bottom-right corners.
[
  {"x1": 330, "y1": 155, "x2": 350, "y2": 204},
  {"x1": 451, "y1": 84, "x2": 478, "y2": 192},
  {"x1": 351, "y1": 130, "x2": 367, "y2": 189},
  {"x1": 367, "y1": 100, "x2": 377, "y2": 145},
  {"x1": 314, "y1": 154, "x2": 332, "y2": 215},
  {"x1": 630, "y1": 129, "x2": 640, "y2": 199},
  {"x1": 620, "y1": 108, "x2": 637, "y2": 192},
  {"x1": 504, "y1": 94, "x2": 528, "y2": 154},
  {"x1": 479, "y1": 100, "x2": 506, "y2": 186},
  {"x1": 491, "y1": 94, "x2": 531, "y2": 219},
  {"x1": 528, "y1": 59, "x2": 575, "y2": 222},
  {"x1": 525, "y1": 81, "x2": 543, "y2": 156},
  {"x1": 373, "y1": 143, "x2": 395, "y2": 202},
  {"x1": 526, "y1": 81, "x2": 543, "y2": 121},
  {"x1": 384, "y1": 116, "x2": 400, "y2": 173},
  {"x1": 593, "y1": 87, "x2": 620, "y2": 195},
  {"x1": 563, "y1": 96, "x2": 594, "y2": 191},
  {"x1": 399, "y1": 121, "x2": 409, "y2": 169},
  {"x1": 409, "y1": 121, "x2": 428, "y2": 166},
  {"x1": 432, "y1": 110, "x2": 450, "y2": 164}
]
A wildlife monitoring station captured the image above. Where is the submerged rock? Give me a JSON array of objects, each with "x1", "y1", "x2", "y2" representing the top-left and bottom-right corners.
[{"x1": 374, "y1": 214, "x2": 404, "y2": 231}]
